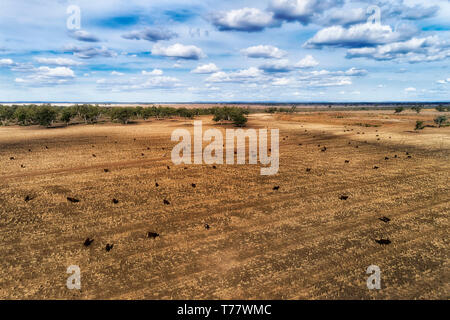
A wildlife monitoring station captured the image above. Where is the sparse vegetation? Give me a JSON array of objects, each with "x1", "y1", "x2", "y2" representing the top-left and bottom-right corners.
[
  {"x1": 435, "y1": 105, "x2": 446, "y2": 112},
  {"x1": 266, "y1": 107, "x2": 278, "y2": 114},
  {"x1": 354, "y1": 123, "x2": 381, "y2": 128}
]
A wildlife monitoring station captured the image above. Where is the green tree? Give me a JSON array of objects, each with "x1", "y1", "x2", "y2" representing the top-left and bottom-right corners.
[
  {"x1": 60, "y1": 107, "x2": 75, "y2": 126},
  {"x1": 110, "y1": 107, "x2": 134, "y2": 124},
  {"x1": 394, "y1": 106, "x2": 404, "y2": 113},
  {"x1": 177, "y1": 108, "x2": 195, "y2": 119},
  {"x1": 434, "y1": 116, "x2": 447, "y2": 128},
  {"x1": 212, "y1": 108, "x2": 227, "y2": 123},
  {"x1": 134, "y1": 106, "x2": 144, "y2": 118},
  {"x1": 411, "y1": 105, "x2": 423, "y2": 113},
  {"x1": 232, "y1": 112, "x2": 248, "y2": 127},
  {"x1": 35, "y1": 105, "x2": 58, "y2": 127},
  {"x1": 415, "y1": 121, "x2": 425, "y2": 130},
  {"x1": 142, "y1": 107, "x2": 157, "y2": 120},
  {"x1": 14, "y1": 106, "x2": 36, "y2": 126},
  {"x1": 76, "y1": 104, "x2": 101, "y2": 124},
  {"x1": 0, "y1": 105, "x2": 15, "y2": 125}
]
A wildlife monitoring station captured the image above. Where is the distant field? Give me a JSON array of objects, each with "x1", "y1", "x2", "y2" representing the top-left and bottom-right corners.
[
  {"x1": 2, "y1": 102, "x2": 449, "y2": 112},
  {"x1": 0, "y1": 110, "x2": 448, "y2": 299}
]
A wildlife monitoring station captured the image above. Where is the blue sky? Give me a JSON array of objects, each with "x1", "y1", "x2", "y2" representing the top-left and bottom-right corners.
[{"x1": 0, "y1": 0, "x2": 449, "y2": 102}]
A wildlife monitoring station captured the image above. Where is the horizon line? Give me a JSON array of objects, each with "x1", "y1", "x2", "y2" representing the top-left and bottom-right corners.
[{"x1": 1, "y1": 101, "x2": 449, "y2": 105}]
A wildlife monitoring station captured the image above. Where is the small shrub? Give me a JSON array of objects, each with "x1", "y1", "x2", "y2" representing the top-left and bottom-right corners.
[
  {"x1": 232, "y1": 113, "x2": 248, "y2": 127},
  {"x1": 394, "y1": 106, "x2": 404, "y2": 113},
  {"x1": 266, "y1": 107, "x2": 278, "y2": 114},
  {"x1": 434, "y1": 116, "x2": 448, "y2": 128},
  {"x1": 411, "y1": 105, "x2": 423, "y2": 113},
  {"x1": 415, "y1": 121, "x2": 425, "y2": 130}
]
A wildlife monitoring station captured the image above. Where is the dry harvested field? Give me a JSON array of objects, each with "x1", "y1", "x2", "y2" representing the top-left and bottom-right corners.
[{"x1": 0, "y1": 110, "x2": 449, "y2": 299}]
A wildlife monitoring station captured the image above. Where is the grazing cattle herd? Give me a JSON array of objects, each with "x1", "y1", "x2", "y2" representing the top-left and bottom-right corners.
[
  {"x1": 11, "y1": 134, "x2": 411, "y2": 253},
  {"x1": 1, "y1": 109, "x2": 448, "y2": 299}
]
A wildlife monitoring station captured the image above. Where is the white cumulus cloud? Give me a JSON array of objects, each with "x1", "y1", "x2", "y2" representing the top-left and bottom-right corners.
[
  {"x1": 142, "y1": 69, "x2": 164, "y2": 76},
  {"x1": 211, "y1": 7, "x2": 279, "y2": 32},
  {"x1": 34, "y1": 57, "x2": 82, "y2": 66},
  {"x1": 152, "y1": 43, "x2": 206, "y2": 60},
  {"x1": 295, "y1": 55, "x2": 319, "y2": 68},
  {"x1": 191, "y1": 63, "x2": 220, "y2": 74},
  {"x1": 241, "y1": 45, "x2": 287, "y2": 59}
]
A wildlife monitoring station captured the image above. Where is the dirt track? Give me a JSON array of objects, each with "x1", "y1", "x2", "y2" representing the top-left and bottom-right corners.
[{"x1": 0, "y1": 111, "x2": 448, "y2": 299}]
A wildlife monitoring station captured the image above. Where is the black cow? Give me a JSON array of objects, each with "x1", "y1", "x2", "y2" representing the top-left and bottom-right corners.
[
  {"x1": 84, "y1": 238, "x2": 94, "y2": 247},
  {"x1": 375, "y1": 239, "x2": 391, "y2": 245},
  {"x1": 147, "y1": 232, "x2": 160, "y2": 239},
  {"x1": 67, "y1": 197, "x2": 80, "y2": 203}
]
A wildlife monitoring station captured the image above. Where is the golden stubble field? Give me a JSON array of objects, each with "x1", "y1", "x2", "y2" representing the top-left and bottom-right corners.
[{"x1": 0, "y1": 109, "x2": 449, "y2": 299}]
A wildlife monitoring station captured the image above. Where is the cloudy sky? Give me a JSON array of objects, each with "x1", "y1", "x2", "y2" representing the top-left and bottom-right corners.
[{"x1": 0, "y1": 0, "x2": 449, "y2": 102}]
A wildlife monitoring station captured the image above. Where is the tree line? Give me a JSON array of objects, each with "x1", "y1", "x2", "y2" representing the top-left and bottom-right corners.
[{"x1": 0, "y1": 104, "x2": 250, "y2": 128}]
